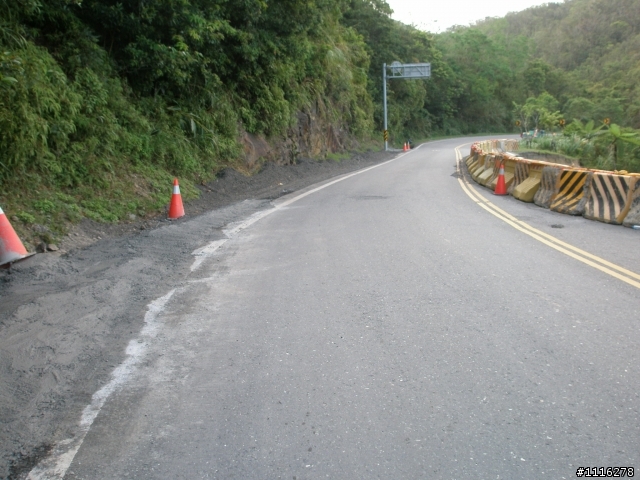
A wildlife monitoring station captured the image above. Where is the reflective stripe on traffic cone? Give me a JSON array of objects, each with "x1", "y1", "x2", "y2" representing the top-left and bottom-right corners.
[
  {"x1": 168, "y1": 178, "x2": 185, "y2": 219},
  {"x1": 494, "y1": 162, "x2": 507, "y2": 196},
  {"x1": 0, "y1": 206, "x2": 34, "y2": 266}
]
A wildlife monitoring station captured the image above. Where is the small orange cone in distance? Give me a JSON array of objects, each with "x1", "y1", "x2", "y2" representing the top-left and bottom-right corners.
[
  {"x1": 0, "y1": 205, "x2": 31, "y2": 266},
  {"x1": 494, "y1": 161, "x2": 508, "y2": 196},
  {"x1": 403, "y1": 142, "x2": 408, "y2": 151},
  {"x1": 168, "y1": 178, "x2": 185, "y2": 219}
]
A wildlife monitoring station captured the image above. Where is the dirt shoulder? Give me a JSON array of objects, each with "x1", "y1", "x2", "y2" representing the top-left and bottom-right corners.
[{"x1": 0, "y1": 149, "x2": 396, "y2": 479}]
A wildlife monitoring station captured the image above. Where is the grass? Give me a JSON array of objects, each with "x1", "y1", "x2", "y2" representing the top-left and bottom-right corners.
[
  {"x1": 325, "y1": 152, "x2": 351, "y2": 162},
  {"x1": 1, "y1": 163, "x2": 201, "y2": 250}
]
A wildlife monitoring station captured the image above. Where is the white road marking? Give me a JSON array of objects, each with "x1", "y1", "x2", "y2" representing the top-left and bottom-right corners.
[
  {"x1": 190, "y1": 239, "x2": 228, "y2": 272},
  {"x1": 27, "y1": 290, "x2": 177, "y2": 480}
]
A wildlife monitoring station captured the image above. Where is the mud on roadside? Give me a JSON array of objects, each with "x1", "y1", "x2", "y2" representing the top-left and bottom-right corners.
[{"x1": 0, "y1": 149, "x2": 396, "y2": 479}]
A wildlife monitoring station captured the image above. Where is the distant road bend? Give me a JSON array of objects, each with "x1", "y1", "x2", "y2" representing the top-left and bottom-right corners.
[{"x1": 29, "y1": 137, "x2": 640, "y2": 479}]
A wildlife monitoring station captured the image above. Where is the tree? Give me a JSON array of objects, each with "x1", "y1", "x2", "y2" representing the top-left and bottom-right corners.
[
  {"x1": 601, "y1": 123, "x2": 640, "y2": 170},
  {"x1": 517, "y1": 91, "x2": 560, "y2": 130},
  {"x1": 564, "y1": 119, "x2": 603, "y2": 139},
  {"x1": 563, "y1": 97, "x2": 595, "y2": 123}
]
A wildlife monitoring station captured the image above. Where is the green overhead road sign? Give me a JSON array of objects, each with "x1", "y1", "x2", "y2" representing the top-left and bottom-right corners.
[{"x1": 383, "y1": 62, "x2": 431, "y2": 151}]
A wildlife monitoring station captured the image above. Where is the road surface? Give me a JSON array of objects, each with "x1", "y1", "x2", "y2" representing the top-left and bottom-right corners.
[{"x1": 29, "y1": 137, "x2": 640, "y2": 479}]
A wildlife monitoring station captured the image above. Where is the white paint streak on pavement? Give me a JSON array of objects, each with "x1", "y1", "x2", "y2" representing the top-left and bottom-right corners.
[
  {"x1": 27, "y1": 290, "x2": 176, "y2": 480},
  {"x1": 190, "y1": 239, "x2": 228, "y2": 272}
]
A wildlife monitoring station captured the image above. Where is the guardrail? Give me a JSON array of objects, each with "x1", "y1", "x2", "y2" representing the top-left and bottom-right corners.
[{"x1": 468, "y1": 141, "x2": 640, "y2": 228}]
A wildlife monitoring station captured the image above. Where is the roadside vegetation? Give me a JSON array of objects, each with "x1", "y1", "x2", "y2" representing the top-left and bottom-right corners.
[
  {"x1": 518, "y1": 122, "x2": 640, "y2": 173},
  {"x1": 2, "y1": 0, "x2": 640, "y2": 247}
]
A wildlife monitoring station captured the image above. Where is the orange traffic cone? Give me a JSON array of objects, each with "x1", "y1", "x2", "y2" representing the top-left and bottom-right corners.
[
  {"x1": 168, "y1": 178, "x2": 185, "y2": 219},
  {"x1": 0, "y1": 205, "x2": 34, "y2": 267},
  {"x1": 403, "y1": 142, "x2": 408, "y2": 151},
  {"x1": 494, "y1": 161, "x2": 507, "y2": 196}
]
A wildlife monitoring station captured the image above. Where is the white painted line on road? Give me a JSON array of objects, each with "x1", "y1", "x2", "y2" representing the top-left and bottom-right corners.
[
  {"x1": 274, "y1": 152, "x2": 413, "y2": 209},
  {"x1": 191, "y1": 239, "x2": 228, "y2": 271},
  {"x1": 27, "y1": 289, "x2": 177, "y2": 480},
  {"x1": 455, "y1": 145, "x2": 640, "y2": 290}
]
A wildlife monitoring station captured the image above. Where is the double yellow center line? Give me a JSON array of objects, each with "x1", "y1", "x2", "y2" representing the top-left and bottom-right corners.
[{"x1": 455, "y1": 144, "x2": 640, "y2": 290}]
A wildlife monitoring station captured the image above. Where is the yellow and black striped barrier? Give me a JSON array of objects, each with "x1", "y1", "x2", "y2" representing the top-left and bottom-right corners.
[
  {"x1": 622, "y1": 178, "x2": 640, "y2": 228},
  {"x1": 534, "y1": 166, "x2": 562, "y2": 209},
  {"x1": 512, "y1": 161, "x2": 548, "y2": 203},
  {"x1": 467, "y1": 140, "x2": 640, "y2": 227},
  {"x1": 471, "y1": 154, "x2": 492, "y2": 182},
  {"x1": 466, "y1": 152, "x2": 479, "y2": 169},
  {"x1": 478, "y1": 155, "x2": 501, "y2": 187},
  {"x1": 510, "y1": 160, "x2": 529, "y2": 195},
  {"x1": 550, "y1": 169, "x2": 592, "y2": 215},
  {"x1": 584, "y1": 172, "x2": 635, "y2": 224}
]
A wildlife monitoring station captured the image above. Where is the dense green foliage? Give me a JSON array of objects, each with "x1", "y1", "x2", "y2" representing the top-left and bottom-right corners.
[
  {"x1": 520, "y1": 123, "x2": 640, "y2": 173},
  {"x1": 473, "y1": 0, "x2": 640, "y2": 128},
  {"x1": 2, "y1": 0, "x2": 640, "y2": 246},
  {"x1": 342, "y1": 0, "x2": 458, "y2": 140},
  {"x1": 0, "y1": 0, "x2": 372, "y2": 187},
  {"x1": 0, "y1": 0, "x2": 382, "y2": 243},
  {"x1": 434, "y1": 0, "x2": 640, "y2": 169}
]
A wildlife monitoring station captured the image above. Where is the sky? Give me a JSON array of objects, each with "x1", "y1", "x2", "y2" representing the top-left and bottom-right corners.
[{"x1": 385, "y1": 0, "x2": 558, "y2": 32}]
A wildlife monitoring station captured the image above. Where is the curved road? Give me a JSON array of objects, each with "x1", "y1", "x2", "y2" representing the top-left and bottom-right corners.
[{"x1": 31, "y1": 137, "x2": 640, "y2": 479}]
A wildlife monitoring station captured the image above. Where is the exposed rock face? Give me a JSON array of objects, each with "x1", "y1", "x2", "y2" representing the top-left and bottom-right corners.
[
  {"x1": 241, "y1": 132, "x2": 272, "y2": 170},
  {"x1": 240, "y1": 106, "x2": 352, "y2": 169}
]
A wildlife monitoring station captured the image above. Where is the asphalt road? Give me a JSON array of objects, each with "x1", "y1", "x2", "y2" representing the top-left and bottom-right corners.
[{"x1": 30, "y1": 138, "x2": 640, "y2": 479}]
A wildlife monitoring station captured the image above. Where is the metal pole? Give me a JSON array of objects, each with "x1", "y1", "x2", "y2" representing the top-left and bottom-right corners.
[{"x1": 383, "y1": 63, "x2": 388, "y2": 151}]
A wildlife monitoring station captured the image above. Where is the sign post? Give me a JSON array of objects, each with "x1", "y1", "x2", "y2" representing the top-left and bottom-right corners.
[
  {"x1": 383, "y1": 61, "x2": 431, "y2": 151},
  {"x1": 383, "y1": 63, "x2": 388, "y2": 151}
]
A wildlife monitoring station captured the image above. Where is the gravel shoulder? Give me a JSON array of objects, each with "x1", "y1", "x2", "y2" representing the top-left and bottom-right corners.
[{"x1": 0, "y1": 149, "x2": 396, "y2": 479}]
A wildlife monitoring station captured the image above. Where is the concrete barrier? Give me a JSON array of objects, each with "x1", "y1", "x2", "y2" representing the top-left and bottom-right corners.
[
  {"x1": 472, "y1": 157, "x2": 488, "y2": 177},
  {"x1": 471, "y1": 154, "x2": 492, "y2": 182},
  {"x1": 490, "y1": 156, "x2": 516, "y2": 191},
  {"x1": 534, "y1": 166, "x2": 562, "y2": 208},
  {"x1": 513, "y1": 161, "x2": 546, "y2": 203},
  {"x1": 550, "y1": 169, "x2": 592, "y2": 216},
  {"x1": 468, "y1": 154, "x2": 483, "y2": 177},
  {"x1": 467, "y1": 138, "x2": 640, "y2": 228},
  {"x1": 509, "y1": 159, "x2": 528, "y2": 195},
  {"x1": 467, "y1": 152, "x2": 482, "y2": 172},
  {"x1": 478, "y1": 155, "x2": 501, "y2": 187},
  {"x1": 584, "y1": 172, "x2": 636, "y2": 224},
  {"x1": 504, "y1": 139, "x2": 519, "y2": 151},
  {"x1": 466, "y1": 152, "x2": 478, "y2": 168},
  {"x1": 622, "y1": 177, "x2": 640, "y2": 227}
]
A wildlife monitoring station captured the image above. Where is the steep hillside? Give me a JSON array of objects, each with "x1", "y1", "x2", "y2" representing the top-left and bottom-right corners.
[
  {"x1": 476, "y1": 0, "x2": 640, "y2": 127},
  {"x1": 436, "y1": 0, "x2": 640, "y2": 171}
]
